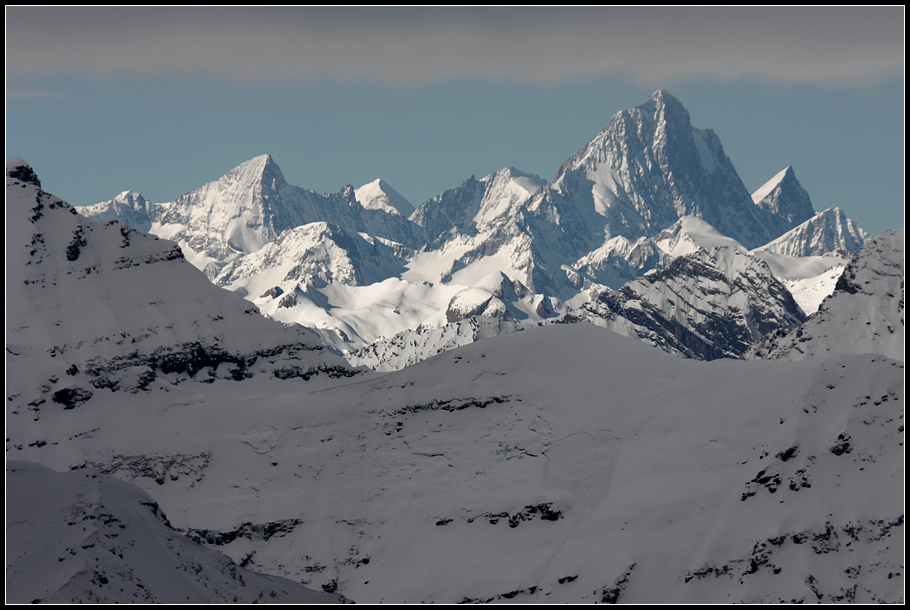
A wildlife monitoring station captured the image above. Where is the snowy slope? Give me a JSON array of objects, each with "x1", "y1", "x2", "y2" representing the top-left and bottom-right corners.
[
  {"x1": 572, "y1": 234, "x2": 668, "y2": 289},
  {"x1": 6, "y1": 159, "x2": 356, "y2": 416},
  {"x1": 355, "y1": 178, "x2": 414, "y2": 217},
  {"x1": 654, "y1": 215, "x2": 747, "y2": 257},
  {"x1": 782, "y1": 263, "x2": 849, "y2": 316},
  {"x1": 746, "y1": 230, "x2": 905, "y2": 362},
  {"x1": 213, "y1": 222, "x2": 412, "y2": 295},
  {"x1": 8, "y1": 160, "x2": 903, "y2": 603},
  {"x1": 755, "y1": 207, "x2": 869, "y2": 258},
  {"x1": 6, "y1": 461, "x2": 348, "y2": 604},
  {"x1": 345, "y1": 316, "x2": 524, "y2": 371},
  {"x1": 750, "y1": 249, "x2": 851, "y2": 315},
  {"x1": 8, "y1": 324, "x2": 903, "y2": 604}
]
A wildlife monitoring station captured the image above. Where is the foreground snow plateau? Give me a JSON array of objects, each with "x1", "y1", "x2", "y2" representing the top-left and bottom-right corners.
[
  {"x1": 7, "y1": 462, "x2": 349, "y2": 604},
  {"x1": 8, "y1": 321, "x2": 904, "y2": 603}
]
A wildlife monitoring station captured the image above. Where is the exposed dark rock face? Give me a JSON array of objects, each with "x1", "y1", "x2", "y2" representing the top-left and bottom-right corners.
[
  {"x1": 184, "y1": 519, "x2": 304, "y2": 546},
  {"x1": 260, "y1": 286, "x2": 284, "y2": 299},
  {"x1": 51, "y1": 387, "x2": 93, "y2": 410},
  {"x1": 684, "y1": 516, "x2": 903, "y2": 602},
  {"x1": 562, "y1": 247, "x2": 805, "y2": 360},
  {"x1": 7, "y1": 160, "x2": 41, "y2": 187},
  {"x1": 601, "y1": 563, "x2": 636, "y2": 603}
]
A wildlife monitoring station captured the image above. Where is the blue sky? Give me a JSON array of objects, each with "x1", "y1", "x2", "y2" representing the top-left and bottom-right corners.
[{"x1": 6, "y1": 7, "x2": 904, "y2": 236}]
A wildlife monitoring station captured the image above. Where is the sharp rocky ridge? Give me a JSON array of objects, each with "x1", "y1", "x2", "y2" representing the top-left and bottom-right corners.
[{"x1": 75, "y1": 90, "x2": 881, "y2": 369}]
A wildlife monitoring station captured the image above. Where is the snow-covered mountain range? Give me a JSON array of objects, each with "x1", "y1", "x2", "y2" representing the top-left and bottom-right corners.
[
  {"x1": 77, "y1": 91, "x2": 873, "y2": 368},
  {"x1": 6, "y1": 139, "x2": 903, "y2": 603}
]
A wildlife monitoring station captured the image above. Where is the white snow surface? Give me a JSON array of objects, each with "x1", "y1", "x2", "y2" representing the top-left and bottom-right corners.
[
  {"x1": 63, "y1": 91, "x2": 884, "y2": 371},
  {"x1": 6, "y1": 461, "x2": 348, "y2": 604},
  {"x1": 8, "y1": 324, "x2": 904, "y2": 604},
  {"x1": 354, "y1": 178, "x2": 414, "y2": 217},
  {"x1": 783, "y1": 264, "x2": 848, "y2": 316},
  {"x1": 654, "y1": 216, "x2": 746, "y2": 257},
  {"x1": 756, "y1": 207, "x2": 869, "y2": 258},
  {"x1": 747, "y1": 230, "x2": 905, "y2": 362},
  {"x1": 749, "y1": 249, "x2": 849, "y2": 314}
]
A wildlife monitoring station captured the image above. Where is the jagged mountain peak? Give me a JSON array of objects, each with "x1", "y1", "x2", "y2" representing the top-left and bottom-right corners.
[
  {"x1": 480, "y1": 166, "x2": 547, "y2": 202},
  {"x1": 355, "y1": 178, "x2": 414, "y2": 216},
  {"x1": 751, "y1": 165, "x2": 815, "y2": 231},
  {"x1": 548, "y1": 90, "x2": 778, "y2": 250},
  {"x1": 646, "y1": 88, "x2": 681, "y2": 105},
  {"x1": 751, "y1": 166, "x2": 794, "y2": 203},
  {"x1": 607, "y1": 89, "x2": 692, "y2": 146},
  {"x1": 218, "y1": 153, "x2": 286, "y2": 191},
  {"x1": 77, "y1": 189, "x2": 154, "y2": 233},
  {"x1": 486, "y1": 166, "x2": 546, "y2": 191},
  {"x1": 409, "y1": 166, "x2": 546, "y2": 248},
  {"x1": 558, "y1": 91, "x2": 693, "y2": 177},
  {"x1": 640, "y1": 88, "x2": 688, "y2": 120},
  {"x1": 755, "y1": 206, "x2": 869, "y2": 257},
  {"x1": 500, "y1": 165, "x2": 541, "y2": 180},
  {"x1": 112, "y1": 189, "x2": 148, "y2": 204}
]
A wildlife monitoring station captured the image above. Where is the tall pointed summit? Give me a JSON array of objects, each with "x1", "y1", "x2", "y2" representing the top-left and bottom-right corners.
[
  {"x1": 751, "y1": 166, "x2": 816, "y2": 237},
  {"x1": 354, "y1": 178, "x2": 414, "y2": 217},
  {"x1": 548, "y1": 89, "x2": 784, "y2": 249},
  {"x1": 152, "y1": 154, "x2": 302, "y2": 264}
]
